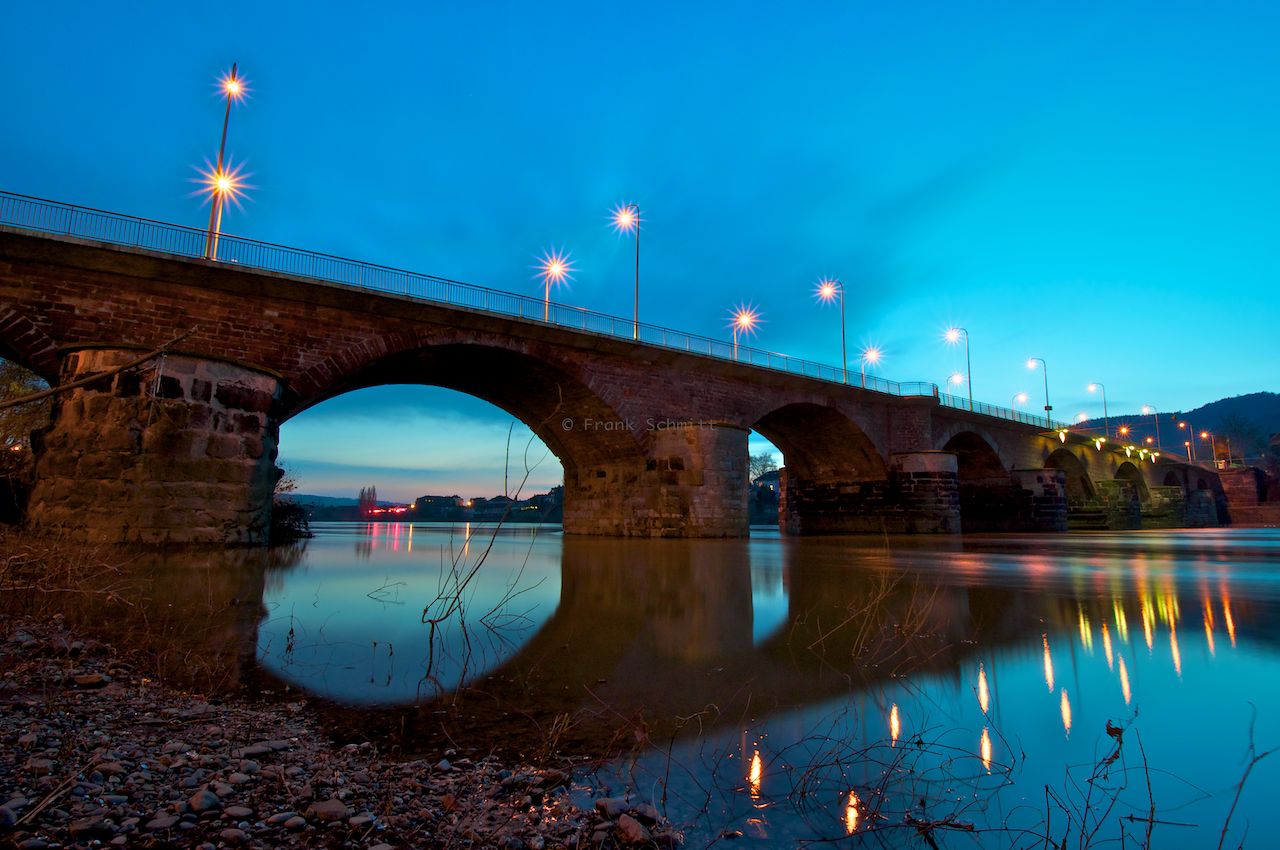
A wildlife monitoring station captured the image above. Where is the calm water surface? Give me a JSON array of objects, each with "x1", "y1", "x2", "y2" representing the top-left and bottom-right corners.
[{"x1": 245, "y1": 524, "x2": 1280, "y2": 847}]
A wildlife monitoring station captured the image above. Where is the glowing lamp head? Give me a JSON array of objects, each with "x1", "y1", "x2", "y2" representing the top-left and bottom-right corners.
[
  {"x1": 1200, "y1": 430, "x2": 1209, "y2": 439},
  {"x1": 1088, "y1": 383, "x2": 1098, "y2": 393},
  {"x1": 1119, "y1": 426, "x2": 1130, "y2": 436},
  {"x1": 1141, "y1": 405, "x2": 1152, "y2": 415},
  {"x1": 1145, "y1": 437, "x2": 1154, "y2": 445},
  {"x1": 1026, "y1": 358, "x2": 1038, "y2": 370},
  {"x1": 729, "y1": 304, "x2": 761, "y2": 336},
  {"x1": 1015, "y1": 392, "x2": 1029, "y2": 405},
  {"x1": 816, "y1": 278, "x2": 840, "y2": 302},
  {"x1": 945, "y1": 327, "x2": 962, "y2": 344},
  {"x1": 536, "y1": 250, "x2": 574, "y2": 286},
  {"x1": 1076, "y1": 412, "x2": 1088, "y2": 423},
  {"x1": 610, "y1": 203, "x2": 638, "y2": 232},
  {"x1": 862, "y1": 346, "x2": 881, "y2": 365},
  {"x1": 949, "y1": 372, "x2": 965, "y2": 386},
  {"x1": 1178, "y1": 421, "x2": 1187, "y2": 429},
  {"x1": 218, "y1": 68, "x2": 249, "y2": 101}
]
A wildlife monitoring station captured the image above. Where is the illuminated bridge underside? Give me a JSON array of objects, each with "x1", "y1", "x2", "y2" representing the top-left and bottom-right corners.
[{"x1": 0, "y1": 229, "x2": 1223, "y2": 543}]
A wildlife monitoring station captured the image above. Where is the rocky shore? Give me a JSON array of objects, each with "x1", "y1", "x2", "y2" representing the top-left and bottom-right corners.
[{"x1": 0, "y1": 617, "x2": 683, "y2": 850}]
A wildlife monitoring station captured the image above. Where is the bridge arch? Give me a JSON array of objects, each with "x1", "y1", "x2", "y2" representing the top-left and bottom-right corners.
[
  {"x1": 941, "y1": 431, "x2": 1018, "y2": 532},
  {"x1": 0, "y1": 305, "x2": 60, "y2": 381},
  {"x1": 287, "y1": 339, "x2": 667, "y2": 535},
  {"x1": 749, "y1": 402, "x2": 889, "y2": 534},
  {"x1": 1044, "y1": 448, "x2": 1095, "y2": 501},
  {"x1": 1114, "y1": 460, "x2": 1150, "y2": 502},
  {"x1": 1163, "y1": 469, "x2": 1186, "y2": 491}
]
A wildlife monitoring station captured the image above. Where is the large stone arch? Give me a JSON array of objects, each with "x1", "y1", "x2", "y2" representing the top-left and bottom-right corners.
[
  {"x1": 288, "y1": 337, "x2": 742, "y2": 537},
  {"x1": 751, "y1": 402, "x2": 888, "y2": 483},
  {"x1": 1115, "y1": 460, "x2": 1150, "y2": 502},
  {"x1": 1044, "y1": 448, "x2": 1095, "y2": 501},
  {"x1": 941, "y1": 431, "x2": 1021, "y2": 532},
  {"x1": 748, "y1": 402, "x2": 957, "y2": 534}
]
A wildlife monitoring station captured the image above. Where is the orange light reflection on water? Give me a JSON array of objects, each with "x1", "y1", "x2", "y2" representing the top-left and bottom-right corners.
[
  {"x1": 748, "y1": 749, "x2": 762, "y2": 799},
  {"x1": 980, "y1": 727, "x2": 992, "y2": 772},
  {"x1": 890, "y1": 703, "x2": 901, "y2": 746},
  {"x1": 844, "y1": 790, "x2": 860, "y2": 833},
  {"x1": 977, "y1": 663, "x2": 990, "y2": 714},
  {"x1": 1060, "y1": 689, "x2": 1072, "y2": 736},
  {"x1": 1101, "y1": 622, "x2": 1114, "y2": 670},
  {"x1": 1118, "y1": 654, "x2": 1131, "y2": 705},
  {"x1": 1043, "y1": 635, "x2": 1055, "y2": 693}
]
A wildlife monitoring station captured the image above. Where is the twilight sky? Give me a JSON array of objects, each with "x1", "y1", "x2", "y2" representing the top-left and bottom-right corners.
[{"x1": 4, "y1": 1, "x2": 1277, "y2": 501}]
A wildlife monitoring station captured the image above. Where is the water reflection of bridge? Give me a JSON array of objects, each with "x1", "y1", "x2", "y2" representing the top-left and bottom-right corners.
[{"x1": 259, "y1": 533, "x2": 1280, "y2": 759}]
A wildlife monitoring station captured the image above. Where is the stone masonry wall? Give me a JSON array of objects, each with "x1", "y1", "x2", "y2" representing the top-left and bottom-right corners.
[{"x1": 28, "y1": 349, "x2": 281, "y2": 545}]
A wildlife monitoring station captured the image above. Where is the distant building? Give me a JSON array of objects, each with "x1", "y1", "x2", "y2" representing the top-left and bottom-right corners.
[
  {"x1": 413, "y1": 494, "x2": 468, "y2": 520},
  {"x1": 753, "y1": 470, "x2": 781, "y2": 491}
]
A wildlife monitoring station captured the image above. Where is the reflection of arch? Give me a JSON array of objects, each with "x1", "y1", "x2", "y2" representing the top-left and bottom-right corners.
[
  {"x1": 942, "y1": 432, "x2": 1006, "y2": 480},
  {"x1": 286, "y1": 341, "x2": 644, "y2": 474},
  {"x1": 752, "y1": 403, "x2": 887, "y2": 481},
  {"x1": 1045, "y1": 448, "x2": 1095, "y2": 501},
  {"x1": 1115, "y1": 461, "x2": 1149, "y2": 502}
]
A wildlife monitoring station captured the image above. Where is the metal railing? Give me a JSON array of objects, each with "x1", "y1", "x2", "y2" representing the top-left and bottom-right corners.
[
  {"x1": 938, "y1": 392, "x2": 1068, "y2": 431},
  {"x1": 1, "y1": 189, "x2": 1053, "y2": 431}
]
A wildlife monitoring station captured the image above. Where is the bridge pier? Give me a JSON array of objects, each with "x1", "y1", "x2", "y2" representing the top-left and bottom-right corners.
[
  {"x1": 28, "y1": 349, "x2": 282, "y2": 545},
  {"x1": 778, "y1": 452, "x2": 960, "y2": 534},
  {"x1": 564, "y1": 423, "x2": 749, "y2": 538}
]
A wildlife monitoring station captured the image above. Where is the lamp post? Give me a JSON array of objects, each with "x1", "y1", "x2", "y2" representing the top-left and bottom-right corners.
[
  {"x1": 1177, "y1": 420, "x2": 1196, "y2": 461},
  {"x1": 1026, "y1": 357, "x2": 1051, "y2": 426},
  {"x1": 860, "y1": 346, "x2": 881, "y2": 389},
  {"x1": 947, "y1": 372, "x2": 966, "y2": 397},
  {"x1": 537, "y1": 250, "x2": 572, "y2": 322},
  {"x1": 816, "y1": 278, "x2": 847, "y2": 383},
  {"x1": 1012, "y1": 391, "x2": 1029, "y2": 417},
  {"x1": 730, "y1": 305, "x2": 760, "y2": 361},
  {"x1": 1141, "y1": 405, "x2": 1162, "y2": 451},
  {"x1": 1200, "y1": 430, "x2": 1218, "y2": 464},
  {"x1": 611, "y1": 203, "x2": 641, "y2": 340},
  {"x1": 945, "y1": 327, "x2": 973, "y2": 411},
  {"x1": 1087, "y1": 382, "x2": 1109, "y2": 438},
  {"x1": 204, "y1": 63, "x2": 248, "y2": 260}
]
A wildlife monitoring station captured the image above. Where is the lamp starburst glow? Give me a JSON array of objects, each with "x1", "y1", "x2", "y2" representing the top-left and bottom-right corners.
[
  {"x1": 535, "y1": 249, "x2": 574, "y2": 322},
  {"x1": 202, "y1": 62, "x2": 250, "y2": 260},
  {"x1": 944, "y1": 327, "x2": 973, "y2": 410},
  {"x1": 814, "y1": 278, "x2": 848, "y2": 383},
  {"x1": 859, "y1": 345, "x2": 881, "y2": 389},
  {"x1": 728, "y1": 303, "x2": 761, "y2": 361},
  {"x1": 610, "y1": 203, "x2": 639, "y2": 233},
  {"x1": 949, "y1": 372, "x2": 965, "y2": 387},
  {"x1": 192, "y1": 160, "x2": 252, "y2": 211},
  {"x1": 217, "y1": 69, "x2": 250, "y2": 101}
]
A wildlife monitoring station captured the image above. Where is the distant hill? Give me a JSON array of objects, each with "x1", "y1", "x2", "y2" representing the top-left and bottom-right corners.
[
  {"x1": 290, "y1": 494, "x2": 359, "y2": 507},
  {"x1": 1076, "y1": 392, "x2": 1279, "y2": 460}
]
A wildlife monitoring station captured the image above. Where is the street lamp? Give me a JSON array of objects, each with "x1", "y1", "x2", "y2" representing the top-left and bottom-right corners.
[
  {"x1": 861, "y1": 346, "x2": 881, "y2": 389},
  {"x1": 947, "y1": 372, "x2": 966, "y2": 396},
  {"x1": 945, "y1": 327, "x2": 973, "y2": 411},
  {"x1": 536, "y1": 249, "x2": 573, "y2": 322},
  {"x1": 1177, "y1": 421, "x2": 1196, "y2": 461},
  {"x1": 1026, "y1": 357, "x2": 1051, "y2": 425},
  {"x1": 1200, "y1": 430, "x2": 1218, "y2": 464},
  {"x1": 1087, "y1": 383, "x2": 1109, "y2": 438},
  {"x1": 729, "y1": 304, "x2": 761, "y2": 361},
  {"x1": 816, "y1": 278, "x2": 847, "y2": 384},
  {"x1": 1012, "y1": 391, "x2": 1029, "y2": 409},
  {"x1": 203, "y1": 63, "x2": 249, "y2": 260},
  {"x1": 610, "y1": 203, "x2": 641, "y2": 340},
  {"x1": 1140, "y1": 405, "x2": 1163, "y2": 451}
]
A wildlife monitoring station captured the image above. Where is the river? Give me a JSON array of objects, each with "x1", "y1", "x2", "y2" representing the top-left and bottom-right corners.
[{"x1": 57, "y1": 523, "x2": 1280, "y2": 848}]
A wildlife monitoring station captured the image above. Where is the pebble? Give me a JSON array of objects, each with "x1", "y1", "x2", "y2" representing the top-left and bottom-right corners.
[
  {"x1": 145, "y1": 814, "x2": 179, "y2": 830},
  {"x1": 284, "y1": 815, "x2": 308, "y2": 830},
  {"x1": 219, "y1": 827, "x2": 249, "y2": 844},
  {"x1": 617, "y1": 813, "x2": 651, "y2": 845},
  {"x1": 307, "y1": 798, "x2": 351, "y2": 822},
  {"x1": 188, "y1": 788, "x2": 221, "y2": 812},
  {"x1": 225, "y1": 805, "x2": 254, "y2": 818}
]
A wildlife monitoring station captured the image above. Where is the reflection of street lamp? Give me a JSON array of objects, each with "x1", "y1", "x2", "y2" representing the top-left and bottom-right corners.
[
  {"x1": 203, "y1": 63, "x2": 249, "y2": 260},
  {"x1": 1026, "y1": 357, "x2": 1051, "y2": 424},
  {"x1": 945, "y1": 327, "x2": 973, "y2": 411},
  {"x1": 536, "y1": 250, "x2": 573, "y2": 321},
  {"x1": 610, "y1": 203, "x2": 641, "y2": 339},
  {"x1": 861, "y1": 346, "x2": 881, "y2": 389},
  {"x1": 1087, "y1": 382, "x2": 1109, "y2": 438},
  {"x1": 1141, "y1": 405, "x2": 1162, "y2": 450},
  {"x1": 729, "y1": 305, "x2": 761, "y2": 361},
  {"x1": 816, "y1": 278, "x2": 847, "y2": 384}
]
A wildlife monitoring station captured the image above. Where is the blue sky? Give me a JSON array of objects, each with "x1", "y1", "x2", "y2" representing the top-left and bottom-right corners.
[{"x1": 4, "y1": 1, "x2": 1277, "y2": 500}]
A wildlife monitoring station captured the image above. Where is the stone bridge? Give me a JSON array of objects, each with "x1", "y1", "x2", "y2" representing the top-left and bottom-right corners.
[{"x1": 0, "y1": 225, "x2": 1221, "y2": 544}]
